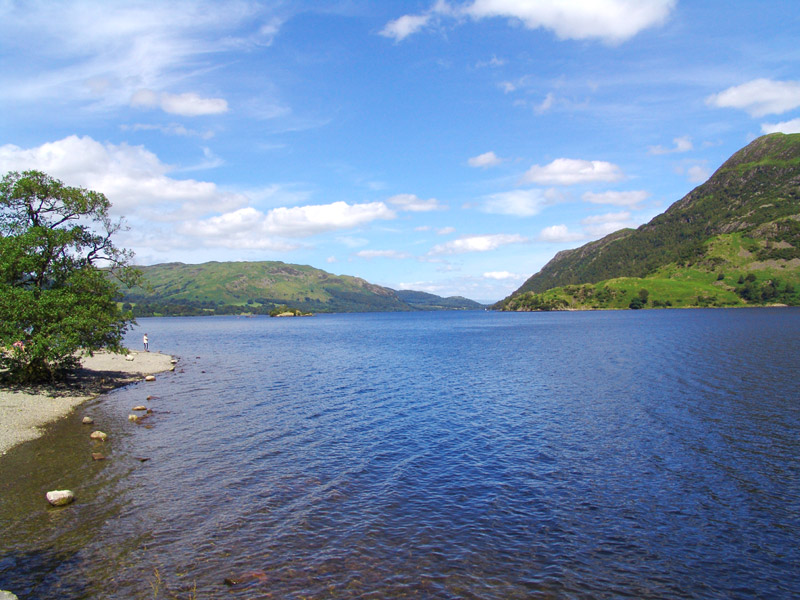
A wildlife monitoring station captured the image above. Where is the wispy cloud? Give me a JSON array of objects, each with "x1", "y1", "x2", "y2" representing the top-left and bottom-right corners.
[
  {"x1": 582, "y1": 190, "x2": 649, "y2": 207},
  {"x1": 648, "y1": 135, "x2": 693, "y2": 155},
  {"x1": 387, "y1": 193, "x2": 446, "y2": 212},
  {"x1": 356, "y1": 249, "x2": 412, "y2": 259},
  {"x1": 131, "y1": 90, "x2": 228, "y2": 116},
  {"x1": 481, "y1": 188, "x2": 562, "y2": 217},
  {"x1": 429, "y1": 233, "x2": 528, "y2": 255}
]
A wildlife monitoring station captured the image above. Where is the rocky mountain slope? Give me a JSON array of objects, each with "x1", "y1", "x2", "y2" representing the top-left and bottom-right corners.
[{"x1": 499, "y1": 133, "x2": 800, "y2": 310}]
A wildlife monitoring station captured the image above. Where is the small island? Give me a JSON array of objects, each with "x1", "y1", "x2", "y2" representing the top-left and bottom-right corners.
[{"x1": 268, "y1": 305, "x2": 313, "y2": 317}]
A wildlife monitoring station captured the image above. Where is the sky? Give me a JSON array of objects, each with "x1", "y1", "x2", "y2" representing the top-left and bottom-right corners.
[{"x1": 1, "y1": 1, "x2": 800, "y2": 303}]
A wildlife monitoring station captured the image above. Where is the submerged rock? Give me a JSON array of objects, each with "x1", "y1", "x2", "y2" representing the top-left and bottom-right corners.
[
  {"x1": 128, "y1": 414, "x2": 139, "y2": 423},
  {"x1": 89, "y1": 430, "x2": 107, "y2": 441},
  {"x1": 82, "y1": 416, "x2": 94, "y2": 425},
  {"x1": 223, "y1": 571, "x2": 268, "y2": 587},
  {"x1": 46, "y1": 490, "x2": 75, "y2": 506},
  {"x1": 132, "y1": 405, "x2": 147, "y2": 411},
  {"x1": 91, "y1": 453, "x2": 106, "y2": 461}
]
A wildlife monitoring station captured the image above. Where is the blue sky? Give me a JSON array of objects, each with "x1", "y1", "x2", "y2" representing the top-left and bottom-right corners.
[{"x1": 2, "y1": 1, "x2": 799, "y2": 303}]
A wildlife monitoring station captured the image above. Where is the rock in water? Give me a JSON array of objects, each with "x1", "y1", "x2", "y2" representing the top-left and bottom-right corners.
[
  {"x1": 91, "y1": 453, "x2": 106, "y2": 461},
  {"x1": 46, "y1": 490, "x2": 75, "y2": 506},
  {"x1": 132, "y1": 405, "x2": 147, "y2": 411},
  {"x1": 145, "y1": 375, "x2": 156, "y2": 382},
  {"x1": 128, "y1": 414, "x2": 139, "y2": 422},
  {"x1": 0, "y1": 590, "x2": 20, "y2": 600},
  {"x1": 82, "y1": 416, "x2": 94, "y2": 425},
  {"x1": 90, "y1": 430, "x2": 108, "y2": 441}
]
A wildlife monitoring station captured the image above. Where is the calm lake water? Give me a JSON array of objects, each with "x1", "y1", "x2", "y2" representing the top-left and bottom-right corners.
[{"x1": 1, "y1": 309, "x2": 799, "y2": 599}]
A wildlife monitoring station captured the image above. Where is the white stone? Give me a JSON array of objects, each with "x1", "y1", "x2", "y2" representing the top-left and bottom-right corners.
[
  {"x1": 46, "y1": 490, "x2": 75, "y2": 506},
  {"x1": 145, "y1": 375, "x2": 156, "y2": 382},
  {"x1": 90, "y1": 430, "x2": 108, "y2": 441},
  {"x1": 82, "y1": 416, "x2": 94, "y2": 425}
]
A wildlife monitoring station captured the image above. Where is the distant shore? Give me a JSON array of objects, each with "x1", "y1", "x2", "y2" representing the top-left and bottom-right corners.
[{"x1": 0, "y1": 351, "x2": 174, "y2": 456}]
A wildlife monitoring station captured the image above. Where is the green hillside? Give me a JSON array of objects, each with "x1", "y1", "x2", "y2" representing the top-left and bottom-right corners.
[
  {"x1": 499, "y1": 133, "x2": 800, "y2": 311},
  {"x1": 394, "y1": 289, "x2": 486, "y2": 311},
  {"x1": 120, "y1": 261, "x2": 482, "y2": 316}
]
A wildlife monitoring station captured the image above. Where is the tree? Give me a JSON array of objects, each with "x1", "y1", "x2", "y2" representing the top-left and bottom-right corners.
[{"x1": 0, "y1": 171, "x2": 138, "y2": 382}]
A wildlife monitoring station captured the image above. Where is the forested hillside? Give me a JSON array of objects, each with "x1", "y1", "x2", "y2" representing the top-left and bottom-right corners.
[
  {"x1": 499, "y1": 133, "x2": 800, "y2": 311},
  {"x1": 120, "y1": 261, "x2": 483, "y2": 316}
]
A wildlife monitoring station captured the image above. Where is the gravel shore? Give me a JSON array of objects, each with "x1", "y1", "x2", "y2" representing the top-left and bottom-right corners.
[{"x1": 0, "y1": 351, "x2": 174, "y2": 456}]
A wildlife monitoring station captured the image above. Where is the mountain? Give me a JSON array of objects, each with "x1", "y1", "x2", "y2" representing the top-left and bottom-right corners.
[
  {"x1": 498, "y1": 133, "x2": 800, "y2": 310},
  {"x1": 394, "y1": 289, "x2": 486, "y2": 310},
  {"x1": 119, "y1": 261, "x2": 483, "y2": 316}
]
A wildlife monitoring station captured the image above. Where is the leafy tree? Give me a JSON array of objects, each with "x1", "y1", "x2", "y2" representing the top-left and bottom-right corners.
[{"x1": 0, "y1": 171, "x2": 138, "y2": 382}]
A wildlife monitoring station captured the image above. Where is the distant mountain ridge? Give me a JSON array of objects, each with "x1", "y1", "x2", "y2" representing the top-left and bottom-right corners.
[
  {"x1": 120, "y1": 261, "x2": 484, "y2": 316},
  {"x1": 499, "y1": 133, "x2": 800, "y2": 310}
]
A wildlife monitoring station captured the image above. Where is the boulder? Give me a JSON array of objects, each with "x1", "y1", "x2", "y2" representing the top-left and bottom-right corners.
[
  {"x1": 82, "y1": 416, "x2": 94, "y2": 425},
  {"x1": 132, "y1": 405, "x2": 147, "y2": 411},
  {"x1": 89, "y1": 430, "x2": 108, "y2": 441},
  {"x1": 125, "y1": 354, "x2": 135, "y2": 361},
  {"x1": 0, "y1": 590, "x2": 20, "y2": 600},
  {"x1": 46, "y1": 490, "x2": 75, "y2": 506},
  {"x1": 145, "y1": 375, "x2": 156, "y2": 382},
  {"x1": 91, "y1": 453, "x2": 106, "y2": 461},
  {"x1": 128, "y1": 414, "x2": 139, "y2": 423}
]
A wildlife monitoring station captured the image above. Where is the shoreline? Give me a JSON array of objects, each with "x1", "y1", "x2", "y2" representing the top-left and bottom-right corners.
[{"x1": 0, "y1": 351, "x2": 175, "y2": 457}]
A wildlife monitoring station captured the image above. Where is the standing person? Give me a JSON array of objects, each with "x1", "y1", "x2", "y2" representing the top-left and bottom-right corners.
[{"x1": 143, "y1": 333, "x2": 149, "y2": 352}]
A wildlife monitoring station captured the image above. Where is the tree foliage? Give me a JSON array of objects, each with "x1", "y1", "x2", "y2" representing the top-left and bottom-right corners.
[{"x1": 0, "y1": 170, "x2": 138, "y2": 382}]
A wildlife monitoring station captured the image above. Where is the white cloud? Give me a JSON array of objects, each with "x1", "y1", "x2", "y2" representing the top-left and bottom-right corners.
[
  {"x1": 437, "y1": 226, "x2": 456, "y2": 235},
  {"x1": 534, "y1": 92, "x2": 555, "y2": 114},
  {"x1": 379, "y1": 13, "x2": 433, "y2": 41},
  {"x1": 468, "y1": 151, "x2": 503, "y2": 168},
  {"x1": 674, "y1": 160, "x2": 710, "y2": 184},
  {"x1": 387, "y1": 193, "x2": 445, "y2": 212},
  {"x1": 181, "y1": 201, "x2": 396, "y2": 248},
  {"x1": 523, "y1": 158, "x2": 624, "y2": 185},
  {"x1": 429, "y1": 233, "x2": 528, "y2": 255},
  {"x1": 464, "y1": 0, "x2": 675, "y2": 44},
  {"x1": 383, "y1": 0, "x2": 675, "y2": 44},
  {"x1": 687, "y1": 165, "x2": 710, "y2": 183},
  {"x1": 0, "y1": 135, "x2": 245, "y2": 219},
  {"x1": 581, "y1": 211, "x2": 634, "y2": 236},
  {"x1": 538, "y1": 225, "x2": 584, "y2": 243},
  {"x1": 582, "y1": 190, "x2": 649, "y2": 207},
  {"x1": 356, "y1": 249, "x2": 412, "y2": 259},
  {"x1": 161, "y1": 92, "x2": 228, "y2": 116},
  {"x1": 706, "y1": 79, "x2": 800, "y2": 117},
  {"x1": 648, "y1": 135, "x2": 693, "y2": 155},
  {"x1": 761, "y1": 118, "x2": 800, "y2": 134},
  {"x1": 131, "y1": 89, "x2": 228, "y2": 116},
  {"x1": 483, "y1": 271, "x2": 521, "y2": 280},
  {"x1": 481, "y1": 188, "x2": 560, "y2": 216}
]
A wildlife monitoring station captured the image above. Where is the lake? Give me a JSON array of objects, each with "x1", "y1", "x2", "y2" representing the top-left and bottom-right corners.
[{"x1": 1, "y1": 309, "x2": 799, "y2": 599}]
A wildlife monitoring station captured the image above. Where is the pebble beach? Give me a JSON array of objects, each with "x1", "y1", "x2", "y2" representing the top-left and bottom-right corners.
[{"x1": 0, "y1": 351, "x2": 174, "y2": 456}]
